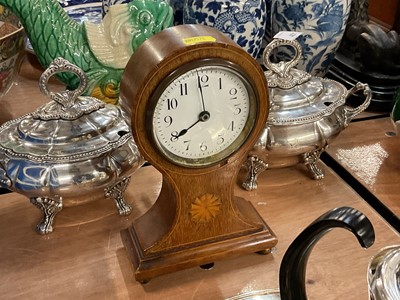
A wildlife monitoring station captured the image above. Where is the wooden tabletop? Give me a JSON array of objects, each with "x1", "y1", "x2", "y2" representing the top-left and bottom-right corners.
[
  {"x1": 0, "y1": 163, "x2": 399, "y2": 299},
  {"x1": 324, "y1": 117, "x2": 400, "y2": 229},
  {"x1": 0, "y1": 55, "x2": 399, "y2": 300}
]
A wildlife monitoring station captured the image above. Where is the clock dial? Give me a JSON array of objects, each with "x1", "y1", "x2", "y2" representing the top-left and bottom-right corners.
[{"x1": 151, "y1": 61, "x2": 256, "y2": 167}]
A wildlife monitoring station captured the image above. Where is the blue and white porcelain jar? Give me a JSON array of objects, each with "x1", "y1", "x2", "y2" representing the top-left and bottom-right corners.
[
  {"x1": 269, "y1": 0, "x2": 352, "y2": 76},
  {"x1": 168, "y1": 0, "x2": 184, "y2": 25},
  {"x1": 102, "y1": 0, "x2": 131, "y2": 16},
  {"x1": 184, "y1": 0, "x2": 268, "y2": 59}
]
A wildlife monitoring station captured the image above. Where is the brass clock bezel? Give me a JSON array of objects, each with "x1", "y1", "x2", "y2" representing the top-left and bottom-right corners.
[{"x1": 147, "y1": 58, "x2": 258, "y2": 168}]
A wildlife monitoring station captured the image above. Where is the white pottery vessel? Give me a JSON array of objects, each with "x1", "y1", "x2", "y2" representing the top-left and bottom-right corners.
[
  {"x1": 183, "y1": 0, "x2": 268, "y2": 58},
  {"x1": 269, "y1": 0, "x2": 352, "y2": 76}
]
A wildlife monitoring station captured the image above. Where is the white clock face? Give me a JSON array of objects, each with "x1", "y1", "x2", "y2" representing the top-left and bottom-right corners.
[{"x1": 151, "y1": 62, "x2": 256, "y2": 167}]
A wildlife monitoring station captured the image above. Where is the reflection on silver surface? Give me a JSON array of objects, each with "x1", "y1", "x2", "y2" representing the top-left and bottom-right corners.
[
  {"x1": 368, "y1": 245, "x2": 400, "y2": 300},
  {"x1": 336, "y1": 143, "x2": 388, "y2": 187},
  {"x1": 0, "y1": 58, "x2": 144, "y2": 234},
  {"x1": 227, "y1": 289, "x2": 281, "y2": 300}
]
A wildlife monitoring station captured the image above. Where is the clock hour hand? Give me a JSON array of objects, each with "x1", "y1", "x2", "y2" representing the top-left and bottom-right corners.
[{"x1": 173, "y1": 111, "x2": 210, "y2": 138}]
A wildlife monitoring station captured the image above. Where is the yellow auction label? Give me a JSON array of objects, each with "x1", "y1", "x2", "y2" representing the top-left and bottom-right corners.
[{"x1": 183, "y1": 36, "x2": 216, "y2": 45}]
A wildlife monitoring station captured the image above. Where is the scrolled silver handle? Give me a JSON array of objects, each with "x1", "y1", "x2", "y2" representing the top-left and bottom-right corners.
[
  {"x1": 262, "y1": 38, "x2": 302, "y2": 78},
  {"x1": 39, "y1": 57, "x2": 88, "y2": 108},
  {"x1": 343, "y1": 82, "x2": 372, "y2": 122}
]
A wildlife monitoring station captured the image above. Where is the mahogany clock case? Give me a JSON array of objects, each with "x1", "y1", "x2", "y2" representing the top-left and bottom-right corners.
[{"x1": 119, "y1": 25, "x2": 276, "y2": 282}]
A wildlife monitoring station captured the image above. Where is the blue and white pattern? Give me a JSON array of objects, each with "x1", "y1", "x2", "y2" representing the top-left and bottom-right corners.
[
  {"x1": 184, "y1": 0, "x2": 268, "y2": 59},
  {"x1": 58, "y1": 0, "x2": 101, "y2": 7},
  {"x1": 168, "y1": 0, "x2": 185, "y2": 25},
  {"x1": 64, "y1": 2, "x2": 102, "y2": 23},
  {"x1": 58, "y1": 0, "x2": 102, "y2": 24},
  {"x1": 269, "y1": 0, "x2": 352, "y2": 76},
  {"x1": 101, "y1": 0, "x2": 131, "y2": 16}
]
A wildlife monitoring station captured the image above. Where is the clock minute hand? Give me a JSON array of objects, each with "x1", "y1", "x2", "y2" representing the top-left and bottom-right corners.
[
  {"x1": 174, "y1": 111, "x2": 211, "y2": 138},
  {"x1": 197, "y1": 71, "x2": 206, "y2": 112}
]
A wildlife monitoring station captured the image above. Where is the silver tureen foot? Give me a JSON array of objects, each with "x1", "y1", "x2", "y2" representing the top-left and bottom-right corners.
[
  {"x1": 30, "y1": 196, "x2": 63, "y2": 235},
  {"x1": 105, "y1": 176, "x2": 132, "y2": 216},
  {"x1": 242, "y1": 156, "x2": 269, "y2": 191},
  {"x1": 302, "y1": 149, "x2": 325, "y2": 180}
]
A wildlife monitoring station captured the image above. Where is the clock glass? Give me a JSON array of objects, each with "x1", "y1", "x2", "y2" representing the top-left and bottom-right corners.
[{"x1": 150, "y1": 59, "x2": 257, "y2": 167}]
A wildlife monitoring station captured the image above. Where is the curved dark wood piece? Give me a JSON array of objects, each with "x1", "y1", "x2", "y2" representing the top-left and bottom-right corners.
[{"x1": 279, "y1": 206, "x2": 375, "y2": 300}]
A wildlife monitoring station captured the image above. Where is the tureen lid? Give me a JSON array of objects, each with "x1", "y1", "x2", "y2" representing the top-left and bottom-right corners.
[
  {"x1": 263, "y1": 39, "x2": 347, "y2": 125},
  {"x1": 0, "y1": 58, "x2": 130, "y2": 162}
]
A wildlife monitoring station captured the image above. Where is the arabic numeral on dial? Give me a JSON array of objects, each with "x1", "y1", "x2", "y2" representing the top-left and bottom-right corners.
[
  {"x1": 228, "y1": 121, "x2": 235, "y2": 131},
  {"x1": 200, "y1": 141, "x2": 207, "y2": 152},
  {"x1": 229, "y1": 88, "x2": 238, "y2": 100},
  {"x1": 184, "y1": 140, "x2": 191, "y2": 151},
  {"x1": 200, "y1": 75, "x2": 209, "y2": 87},
  {"x1": 170, "y1": 131, "x2": 179, "y2": 142},
  {"x1": 233, "y1": 104, "x2": 241, "y2": 115},
  {"x1": 164, "y1": 115, "x2": 173, "y2": 127},
  {"x1": 217, "y1": 134, "x2": 224, "y2": 145},
  {"x1": 167, "y1": 98, "x2": 178, "y2": 110}
]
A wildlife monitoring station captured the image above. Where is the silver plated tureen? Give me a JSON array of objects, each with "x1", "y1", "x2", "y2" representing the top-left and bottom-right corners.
[
  {"x1": 0, "y1": 58, "x2": 144, "y2": 234},
  {"x1": 242, "y1": 39, "x2": 372, "y2": 191}
]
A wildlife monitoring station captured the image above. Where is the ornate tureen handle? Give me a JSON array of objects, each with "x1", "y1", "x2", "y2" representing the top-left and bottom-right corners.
[
  {"x1": 39, "y1": 57, "x2": 88, "y2": 108},
  {"x1": 343, "y1": 82, "x2": 372, "y2": 125},
  {"x1": 262, "y1": 39, "x2": 311, "y2": 89},
  {"x1": 32, "y1": 57, "x2": 105, "y2": 121}
]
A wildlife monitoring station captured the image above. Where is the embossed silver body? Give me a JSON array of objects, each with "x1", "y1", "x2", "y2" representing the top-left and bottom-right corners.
[
  {"x1": 368, "y1": 245, "x2": 400, "y2": 300},
  {"x1": 0, "y1": 58, "x2": 144, "y2": 234},
  {"x1": 242, "y1": 39, "x2": 372, "y2": 191}
]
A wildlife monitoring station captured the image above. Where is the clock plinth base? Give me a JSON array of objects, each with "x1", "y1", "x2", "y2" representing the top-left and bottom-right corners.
[{"x1": 121, "y1": 196, "x2": 277, "y2": 283}]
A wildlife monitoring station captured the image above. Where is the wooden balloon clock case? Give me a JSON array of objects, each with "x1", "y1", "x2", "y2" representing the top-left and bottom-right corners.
[{"x1": 120, "y1": 25, "x2": 277, "y2": 282}]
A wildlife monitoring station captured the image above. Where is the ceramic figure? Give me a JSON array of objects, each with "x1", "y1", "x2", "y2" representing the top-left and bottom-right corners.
[
  {"x1": 341, "y1": 0, "x2": 400, "y2": 75},
  {"x1": 269, "y1": 0, "x2": 352, "y2": 76},
  {"x1": 183, "y1": 0, "x2": 268, "y2": 58},
  {"x1": 0, "y1": 0, "x2": 174, "y2": 104}
]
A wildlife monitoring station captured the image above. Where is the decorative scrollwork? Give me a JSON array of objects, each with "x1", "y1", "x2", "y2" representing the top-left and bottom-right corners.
[
  {"x1": 263, "y1": 39, "x2": 311, "y2": 89},
  {"x1": 30, "y1": 196, "x2": 63, "y2": 234},
  {"x1": 242, "y1": 155, "x2": 268, "y2": 191},
  {"x1": 105, "y1": 176, "x2": 132, "y2": 216},
  {"x1": 302, "y1": 149, "x2": 325, "y2": 180},
  {"x1": 32, "y1": 57, "x2": 105, "y2": 121}
]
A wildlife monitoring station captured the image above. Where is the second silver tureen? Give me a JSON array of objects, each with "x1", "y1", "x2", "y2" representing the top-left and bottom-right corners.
[{"x1": 242, "y1": 39, "x2": 372, "y2": 190}]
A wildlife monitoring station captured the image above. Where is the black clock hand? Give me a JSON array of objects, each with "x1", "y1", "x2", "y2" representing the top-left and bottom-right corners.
[
  {"x1": 197, "y1": 70, "x2": 206, "y2": 112},
  {"x1": 173, "y1": 111, "x2": 210, "y2": 138}
]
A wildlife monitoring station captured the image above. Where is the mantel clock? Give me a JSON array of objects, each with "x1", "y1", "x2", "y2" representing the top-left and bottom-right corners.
[{"x1": 119, "y1": 24, "x2": 277, "y2": 283}]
